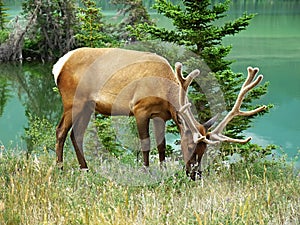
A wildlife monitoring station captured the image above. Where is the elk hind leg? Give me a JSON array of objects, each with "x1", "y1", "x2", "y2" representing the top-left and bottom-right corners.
[
  {"x1": 70, "y1": 101, "x2": 94, "y2": 170},
  {"x1": 153, "y1": 117, "x2": 166, "y2": 165},
  {"x1": 56, "y1": 109, "x2": 73, "y2": 169}
]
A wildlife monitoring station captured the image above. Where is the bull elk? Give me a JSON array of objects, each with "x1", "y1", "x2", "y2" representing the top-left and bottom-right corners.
[{"x1": 53, "y1": 47, "x2": 266, "y2": 180}]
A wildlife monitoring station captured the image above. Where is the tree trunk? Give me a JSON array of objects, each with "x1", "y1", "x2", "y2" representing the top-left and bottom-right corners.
[{"x1": 0, "y1": 4, "x2": 40, "y2": 62}]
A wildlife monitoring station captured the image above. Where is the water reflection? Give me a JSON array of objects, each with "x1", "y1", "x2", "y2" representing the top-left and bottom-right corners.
[
  {"x1": 0, "y1": 66, "x2": 12, "y2": 117},
  {"x1": 0, "y1": 62, "x2": 61, "y2": 149}
]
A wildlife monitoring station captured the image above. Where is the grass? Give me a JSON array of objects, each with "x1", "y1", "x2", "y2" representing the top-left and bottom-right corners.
[{"x1": 0, "y1": 150, "x2": 299, "y2": 225}]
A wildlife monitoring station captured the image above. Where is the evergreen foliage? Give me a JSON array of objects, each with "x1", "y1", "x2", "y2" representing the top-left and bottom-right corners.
[
  {"x1": 110, "y1": 0, "x2": 154, "y2": 42},
  {"x1": 0, "y1": 0, "x2": 9, "y2": 30},
  {"x1": 0, "y1": 0, "x2": 9, "y2": 44},
  {"x1": 132, "y1": 0, "x2": 271, "y2": 143},
  {"x1": 76, "y1": 0, "x2": 117, "y2": 48}
]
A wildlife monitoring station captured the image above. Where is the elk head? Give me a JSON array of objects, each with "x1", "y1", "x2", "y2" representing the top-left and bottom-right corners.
[{"x1": 174, "y1": 63, "x2": 267, "y2": 180}]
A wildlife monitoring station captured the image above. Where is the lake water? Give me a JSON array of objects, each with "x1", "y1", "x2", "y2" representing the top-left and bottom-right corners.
[
  {"x1": 0, "y1": 1, "x2": 299, "y2": 166},
  {"x1": 223, "y1": 0, "x2": 300, "y2": 166}
]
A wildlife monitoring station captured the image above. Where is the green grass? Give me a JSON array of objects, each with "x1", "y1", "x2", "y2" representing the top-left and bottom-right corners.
[{"x1": 0, "y1": 151, "x2": 299, "y2": 225}]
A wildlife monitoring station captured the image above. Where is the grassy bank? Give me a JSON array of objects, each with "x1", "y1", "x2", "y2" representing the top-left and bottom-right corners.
[{"x1": 0, "y1": 151, "x2": 299, "y2": 225}]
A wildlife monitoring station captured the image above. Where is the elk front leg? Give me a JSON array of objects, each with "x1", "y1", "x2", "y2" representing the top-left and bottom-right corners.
[
  {"x1": 135, "y1": 114, "x2": 150, "y2": 167},
  {"x1": 153, "y1": 117, "x2": 166, "y2": 165}
]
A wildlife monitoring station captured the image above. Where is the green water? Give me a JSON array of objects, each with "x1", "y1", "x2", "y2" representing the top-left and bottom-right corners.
[
  {"x1": 0, "y1": 1, "x2": 299, "y2": 165},
  {"x1": 223, "y1": 3, "x2": 300, "y2": 163},
  {"x1": 0, "y1": 63, "x2": 61, "y2": 149}
]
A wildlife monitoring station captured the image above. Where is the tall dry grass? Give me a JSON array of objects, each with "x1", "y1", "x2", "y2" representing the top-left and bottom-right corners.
[{"x1": 0, "y1": 151, "x2": 299, "y2": 225}]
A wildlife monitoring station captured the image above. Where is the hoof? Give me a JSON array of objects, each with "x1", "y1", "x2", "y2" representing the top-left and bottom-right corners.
[
  {"x1": 142, "y1": 165, "x2": 150, "y2": 173},
  {"x1": 56, "y1": 162, "x2": 63, "y2": 170}
]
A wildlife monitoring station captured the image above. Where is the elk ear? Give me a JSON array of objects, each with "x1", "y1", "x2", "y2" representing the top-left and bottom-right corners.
[{"x1": 203, "y1": 114, "x2": 219, "y2": 132}]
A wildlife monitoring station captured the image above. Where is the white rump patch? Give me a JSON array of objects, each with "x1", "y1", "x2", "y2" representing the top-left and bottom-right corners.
[{"x1": 52, "y1": 49, "x2": 76, "y2": 85}]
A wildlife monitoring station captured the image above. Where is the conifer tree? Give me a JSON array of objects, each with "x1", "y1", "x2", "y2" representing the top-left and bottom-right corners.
[
  {"x1": 110, "y1": 0, "x2": 154, "y2": 43},
  {"x1": 0, "y1": 0, "x2": 9, "y2": 30},
  {"x1": 0, "y1": 0, "x2": 9, "y2": 45},
  {"x1": 77, "y1": 0, "x2": 117, "y2": 48},
  {"x1": 133, "y1": 0, "x2": 270, "y2": 144}
]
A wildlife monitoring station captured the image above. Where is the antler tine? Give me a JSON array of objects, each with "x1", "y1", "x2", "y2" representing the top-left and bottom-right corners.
[
  {"x1": 175, "y1": 63, "x2": 211, "y2": 144},
  {"x1": 175, "y1": 62, "x2": 200, "y2": 114},
  {"x1": 175, "y1": 62, "x2": 200, "y2": 90},
  {"x1": 175, "y1": 62, "x2": 184, "y2": 87},
  {"x1": 209, "y1": 133, "x2": 251, "y2": 144},
  {"x1": 242, "y1": 67, "x2": 259, "y2": 89},
  {"x1": 183, "y1": 70, "x2": 200, "y2": 90},
  {"x1": 210, "y1": 66, "x2": 267, "y2": 143}
]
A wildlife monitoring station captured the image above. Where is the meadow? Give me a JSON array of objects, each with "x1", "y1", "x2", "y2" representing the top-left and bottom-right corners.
[{"x1": 0, "y1": 149, "x2": 299, "y2": 225}]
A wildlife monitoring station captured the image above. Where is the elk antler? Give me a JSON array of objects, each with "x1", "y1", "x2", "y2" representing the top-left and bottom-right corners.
[
  {"x1": 175, "y1": 62, "x2": 216, "y2": 144},
  {"x1": 209, "y1": 67, "x2": 267, "y2": 143},
  {"x1": 175, "y1": 62, "x2": 199, "y2": 91}
]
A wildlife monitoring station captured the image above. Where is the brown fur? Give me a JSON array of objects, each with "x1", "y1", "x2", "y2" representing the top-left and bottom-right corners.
[{"x1": 54, "y1": 48, "x2": 211, "y2": 178}]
